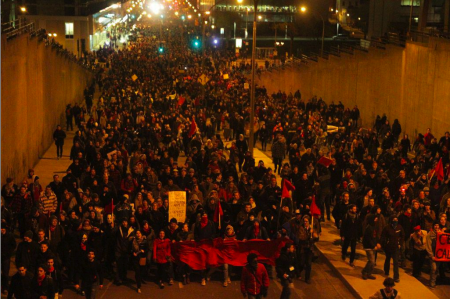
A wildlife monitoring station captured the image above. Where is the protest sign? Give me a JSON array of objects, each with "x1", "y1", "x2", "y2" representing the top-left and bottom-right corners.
[
  {"x1": 169, "y1": 191, "x2": 186, "y2": 223},
  {"x1": 435, "y1": 232, "x2": 450, "y2": 262}
]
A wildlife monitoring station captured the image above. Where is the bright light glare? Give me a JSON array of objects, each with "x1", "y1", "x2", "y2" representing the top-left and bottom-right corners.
[
  {"x1": 188, "y1": 15, "x2": 192, "y2": 19},
  {"x1": 175, "y1": 11, "x2": 179, "y2": 16},
  {"x1": 258, "y1": 15, "x2": 262, "y2": 20},
  {"x1": 300, "y1": 6, "x2": 306, "y2": 12},
  {"x1": 20, "y1": 7, "x2": 27, "y2": 12},
  {"x1": 149, "y1": 2, "x2": 163, "y2": 14},
  {"x1": 214, "y1": 39, "x2": 218, "y2": 44},
  {"x1": 237, "y1": 0, "x2": 243, "y2": 3}
]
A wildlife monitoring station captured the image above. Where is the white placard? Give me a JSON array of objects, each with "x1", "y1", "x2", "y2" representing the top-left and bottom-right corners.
[{"x1": 169, "y1": 191, "x2": 186, "y2": 223}]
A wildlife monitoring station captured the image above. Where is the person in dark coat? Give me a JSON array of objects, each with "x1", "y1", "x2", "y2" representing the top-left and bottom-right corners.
[
  {"x1": 380, "y1": 216, "x2": 404, "y2": 282},
  {"x1": 362, "y1": 214, "x2": 381, "y2": 280},
  {"x1": 114, "y1": 218, "x2": 134, "y2": 285},
  {"x1": 15, "y1": 230, "x2": 39, "y2": 277},
  {"x1": 46, "y1": 257, "x2": 63, "y2": 297},
  {"x1": 276, "y1": 244, "x2": 297, "y2": 299},
  {"x1": 31, "y1": 265, "x2": 55, "y2": 299},
  {"x1": 7, "y1": 265, "x2": 34, "y2": 299},
  {"x1": 80, "y1": 250, "x2": 103, "y2": 299},
  {"x1": 1, "y1": 224, "x2": 16, "y2": 291},
  {"x1": 53, "y1": 125, "x2": 67, "y2": 159},
  {"x1": 340, "y1": 205, "x2": 360, "y2": 267}
]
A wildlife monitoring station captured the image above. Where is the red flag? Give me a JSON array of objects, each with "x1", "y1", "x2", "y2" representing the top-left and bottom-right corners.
[
  {"x1": 177, "y1": 96, "x2": 185, "y2": 107},
  {"x1": 104, "y1": 198, "x2": 115, "y2": 215},
  {"x1": 310, "y1": 195, "x2": 321, "y2": 217},
  {"x1": 59, "y1": 202, "x2": 63, "y2": 213},
  {"x1": 434, "y1": 158, "x2": 445, "y2": 181},
  {"x1": 213, "y1": 201, "x2": 224, "y2": 223},
  {"x1": 317, "y1": 156, "x2": 333, "y2": 168},
  {"x1": 281, "y1": 180, "x2": 295, "y2": 198},
  {"x1": 188, "y1": 117, "x2": 197, "y2": 138}
]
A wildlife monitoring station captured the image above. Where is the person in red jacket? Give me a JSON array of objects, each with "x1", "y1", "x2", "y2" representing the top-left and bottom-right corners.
[
  {"x1": 241, "y1": 253, "x2": 269, "y2": 299},
  {"x1": 153, "y1": 230, "x2": 173, "y2": 289}
]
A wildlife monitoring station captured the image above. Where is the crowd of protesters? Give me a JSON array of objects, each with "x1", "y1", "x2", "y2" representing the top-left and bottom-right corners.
[{"x1": 1, "y1": 20, "x2": 450, "y2": 299}]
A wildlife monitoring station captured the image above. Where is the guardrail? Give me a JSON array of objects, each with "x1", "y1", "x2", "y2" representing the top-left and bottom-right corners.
[{"x1": 3, "y1": 21, "x2": 35, "y2": 40}]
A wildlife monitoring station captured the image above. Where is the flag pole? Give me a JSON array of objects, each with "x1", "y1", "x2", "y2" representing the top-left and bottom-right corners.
[{"x1": 218, "y1": 207, "x2": 221, "y2": 230}]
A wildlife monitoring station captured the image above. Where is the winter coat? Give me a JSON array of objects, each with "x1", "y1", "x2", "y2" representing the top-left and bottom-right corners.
[
  {"x1": 381, "y1": 224, "x2": 404, "y2": 253},
  {"x1": 271, "y1": 140, "x2": 286, "y2": 159},
  {"x1": 153, "y1": 238, "x2": 171, "y2": 264},
  {"x1": 240, "y1": 263, "x2": 269, "y2": 296},
  {"x1": 340, "y1": 212, "x2": 360, "y2": 240}
]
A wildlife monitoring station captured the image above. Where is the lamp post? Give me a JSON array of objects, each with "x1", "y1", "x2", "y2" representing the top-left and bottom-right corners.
[
  {"x1": 301, "y1": 6, "x2": 325, "y2": 58},
  {"x1": 237, "y1": 0, "x2": 259, "y2": 155}
]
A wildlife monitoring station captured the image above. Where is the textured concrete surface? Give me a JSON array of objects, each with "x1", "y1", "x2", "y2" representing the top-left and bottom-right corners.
[
  {"x1": 1, "y1": 33, "x2": 92, "y2": 185},
  {"x1": 255, "y1": 38, "x2": 450, "y2": 140}
]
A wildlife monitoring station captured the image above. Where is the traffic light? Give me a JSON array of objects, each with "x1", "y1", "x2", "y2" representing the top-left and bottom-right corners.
[{"x1": 159, "y1": 47, "x2": 164, "y2": 53}]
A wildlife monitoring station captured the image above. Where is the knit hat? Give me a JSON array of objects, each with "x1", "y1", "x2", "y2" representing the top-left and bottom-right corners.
[{"x1": 24, "y1": 230, "x2": 33, "y2": 239}]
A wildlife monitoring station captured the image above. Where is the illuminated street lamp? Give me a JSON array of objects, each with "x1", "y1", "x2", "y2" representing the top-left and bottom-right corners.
[
  {"x1": 300, "y1": 6, "x2": 325, "y2": 58},
  {"x1": 20, "y1": 7, "x2": 27, "y2": 12},
  {"x1": 237, "y1": 0, "x2": 260, "y2": 155}
]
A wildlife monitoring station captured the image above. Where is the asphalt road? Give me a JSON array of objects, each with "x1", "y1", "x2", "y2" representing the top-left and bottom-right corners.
[{"x1": 57, "y1": 254, "x2": 356, "y2": 299}]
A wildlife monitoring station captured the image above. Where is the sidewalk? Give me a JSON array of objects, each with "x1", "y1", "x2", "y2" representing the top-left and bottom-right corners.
[{"x1": 315, "y1": 221, "x2": 440, "y2": 299}]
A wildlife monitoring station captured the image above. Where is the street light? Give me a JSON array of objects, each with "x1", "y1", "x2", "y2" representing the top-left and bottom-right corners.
[
  {"x1": 300, "y1": 6, "x2": 325, "y2": 58},
  {"x1": 20, "y1": 7, "x2": 27, "y2": 12}
]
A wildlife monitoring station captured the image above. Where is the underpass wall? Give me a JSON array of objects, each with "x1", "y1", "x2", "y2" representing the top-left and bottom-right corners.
[
  {"x1": 256, "y1": 38, "x2": 450, "y2": 139},
  {"x1": 1, "y1": 34, "x2": 92, "y2": 184}
]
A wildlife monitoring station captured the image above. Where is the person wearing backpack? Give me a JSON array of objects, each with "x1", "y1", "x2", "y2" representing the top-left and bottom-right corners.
[{"x1": 241, "y1": 253, "x2": 270, "y2": 299}]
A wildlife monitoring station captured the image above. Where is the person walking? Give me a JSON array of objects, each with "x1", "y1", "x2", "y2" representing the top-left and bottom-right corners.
[
  {"x1": 7, "y1": 264, "x2": 34, "y2": 299},
  {"x1": 153, "y1": 230, "x2": 172, "y2": 289},
  {"x1": 272, "y1": 135, "x2": 286, "y2": 175},
  {"x1": 298, "y1": 215, "x2": 318, "y2": 283},
  {"x1": 241, "y1": 253, "x2": 269, "y2": 299},
  {"x1": 340, "y1": 205, "x2": 359, "y2": 267},
  {"x1": 380, "y1": 216, "x2": 404, "y2": 283},
  {"x1": 362, "y1": 214, "x2": 381, "y2": 280},
  {"x1": 131, "y1": 230, "x2": 147, "y2": 293},
  {"x1": 53, "y1": 125, "x2": 66, "y2": 159},
  {"x1": 410, "y1": 225, "x2": 427, "y2": 278},
  {"x1": 276, "y1": 244, "x2": 297, "y2": 299},
  {"x1": 426, "y1": 222, "x2": 446, "y2": 288},
  {"x1": 80, "y1": 250, "x2": 103, "y2": 299}
]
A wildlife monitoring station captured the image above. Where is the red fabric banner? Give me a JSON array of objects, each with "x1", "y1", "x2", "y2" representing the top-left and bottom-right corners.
[
  {"x1": 281, "y1": 180, "x2": 295, "y2": 198},
  {"x1": 310, "y1": 195, "x2": 321, "y2": 217},
  {"x1": 435, "y1": 232, "x2": 450, "y2": 262},
  {"x1": 213, "y1": 201, "x2": 223, "y2": 224},
  {"x1": 188, "y1": 117, "x2": 197, "y2": 138},
  {"x1": 317, "y1": 156, "x2": 333, "y2": 168},
  {"x1": 171, "y1": 238, "x2": 291, "y2": 270},
  {"x1": 435, "y1": 158, "x2": 445, "y2": 182}
]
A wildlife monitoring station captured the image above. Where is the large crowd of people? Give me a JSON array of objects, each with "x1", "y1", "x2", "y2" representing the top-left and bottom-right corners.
[{"x1": 1, "y1": 19, "x2": 450, "y2": 299}]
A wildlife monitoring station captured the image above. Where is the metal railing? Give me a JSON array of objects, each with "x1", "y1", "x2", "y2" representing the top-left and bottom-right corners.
[{"x1": 3, "y1": 21, "x2": 35, "y2": 40}]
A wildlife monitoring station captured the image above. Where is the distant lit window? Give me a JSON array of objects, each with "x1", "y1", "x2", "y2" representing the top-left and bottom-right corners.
[
  {"x1": 401, "y1": 0, "x2": 420, "y2": 6},
  {"x1": 65, "y1": 22, "x2": 74, "y2": 39}
]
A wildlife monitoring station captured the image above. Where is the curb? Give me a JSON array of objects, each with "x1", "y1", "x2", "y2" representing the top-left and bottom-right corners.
[{"x1": 314, "y1": 244, "x2": 363, "y2": 299}]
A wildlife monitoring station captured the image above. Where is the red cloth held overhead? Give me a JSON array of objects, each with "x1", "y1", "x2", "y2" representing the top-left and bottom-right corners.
[
  {"x1": 434, "y1": 158, "x2": 445, "y2": 182},
  {"x1": 281, "y1": 180, "x2": 295, "y2": 198},
  {"x1": 317, "y1": 156, "x2": 333, "y2": 168},
  {"x1": 213, "y1": 201, "x2": 224, "y2": 224},
  {"x1": 310, "y1": 195, "x2": 321, "y2": 217},
  {"x1": 188, "y1": 117, "x2": 197, "y2": 138}
]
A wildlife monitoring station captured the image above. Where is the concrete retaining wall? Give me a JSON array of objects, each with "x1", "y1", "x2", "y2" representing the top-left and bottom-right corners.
[
  {"x1": 1, "y1": 34, "x2": 92, "y2": 184},
  {"x1": 256, "y1": 38, "x2": 450, "y2": 139}
]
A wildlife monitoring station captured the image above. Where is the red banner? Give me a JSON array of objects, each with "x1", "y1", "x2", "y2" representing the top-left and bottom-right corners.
[
  {"x1": 171, "y1": 238, "x2": 291, "y2": 270},
  {"x1": 435, "y1": 232, "x2": 450, "y2": 262}
]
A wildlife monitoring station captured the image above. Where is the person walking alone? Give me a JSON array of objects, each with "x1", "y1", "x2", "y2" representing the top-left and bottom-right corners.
[
  {"x1": 241, "y1": 253, "x2": 269, "y2": 299},
  {"x1": 53, "y1": 125, "x2": 66, "y2": 159}
]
